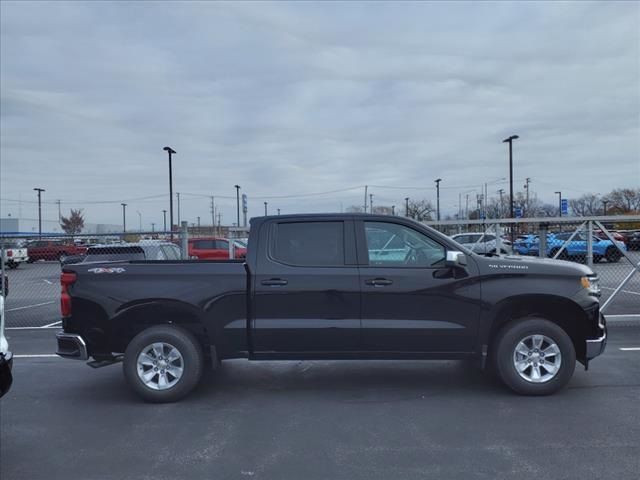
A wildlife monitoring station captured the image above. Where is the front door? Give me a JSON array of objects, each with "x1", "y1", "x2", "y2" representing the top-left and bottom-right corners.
[
  {"x1": 358, "y1": 220, "x2": 481, "y2": 353},
  {"x1": 252, "y1": 219, "x2": 360, "y2": 353}
]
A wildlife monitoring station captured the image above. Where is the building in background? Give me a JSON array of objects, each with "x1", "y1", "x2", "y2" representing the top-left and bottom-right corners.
[{"x1": 0, "y1": 217, "x2": 122, "y2": 235}]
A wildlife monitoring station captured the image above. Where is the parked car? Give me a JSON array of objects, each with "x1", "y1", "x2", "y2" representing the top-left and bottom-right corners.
[
  {"x1": 540, "y1": 232, "x2": 627, "y2": 263},
  {"x1": 1, "y1": 242, "x2": 29, "y2": 269},
  {"x1": 188, "y1": 237, "x2": 247, "y2": 260},
  {"x1": 594, "y1": 229, "x2": 626, "y2": 243},
  {"x1": 26, "y1": 239, "x2": 87, "y2": 262},
  {"x1": 56, "y1": 214, "x2": 606, "y2": 402},
  {"x1": 513, "y1": 234, "x2": 539, "y2": 256},
  {"x1": 0, "y1": 294, "x2": 13, "y2": 398},
  {"x1": 450, "y1": 233, "x2": 512, "y2": 255},
  {"x1": 62, "y1": 241, "x2": 182, "y2": 265},
  {"x1": 625, "y1": 230, "x2": 640, "y2": 251}
]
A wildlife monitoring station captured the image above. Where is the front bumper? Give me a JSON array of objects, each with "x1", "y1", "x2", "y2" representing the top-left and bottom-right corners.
[
  {"x1": 56, "y1": 332, "x2": 89, "y2": 360},
  {"x1": 586, "y1": 314, "x2": 607, "y2": 360},
  {"x1": 0, "y1": 351, "x2": 13, "y2": 398}
]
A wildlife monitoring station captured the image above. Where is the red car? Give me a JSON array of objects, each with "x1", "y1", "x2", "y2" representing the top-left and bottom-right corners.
[
  {"x1": 26, "y1": 240, "x2": 88, "y2": 262},
  {"x1": 594, "y1": 230, "x2": 626, "y2": 243},
  {"x1": 188, "y1": 237, "x2": 247, "y2": 260}
]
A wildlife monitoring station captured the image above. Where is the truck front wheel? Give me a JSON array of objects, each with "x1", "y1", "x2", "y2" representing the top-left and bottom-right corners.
[
  {"x1": 123, "y1": 325, "x2": 204, "y2": 403},
  {"x1": 493, "y1": 317, "x2": 576, "y2": 395}
]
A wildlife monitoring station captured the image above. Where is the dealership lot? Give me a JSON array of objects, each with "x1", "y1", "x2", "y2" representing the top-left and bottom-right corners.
[
  {"x1": 4, "y1": 251, "x2": 640, "y2": 328},
  {"x1": 1, "y1": 326, "x2": 639, "y2": 480}
]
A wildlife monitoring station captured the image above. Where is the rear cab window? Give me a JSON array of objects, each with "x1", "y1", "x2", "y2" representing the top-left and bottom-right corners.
[{"x1": 270, "y1": 221, "x2": 345, "y2": 267}]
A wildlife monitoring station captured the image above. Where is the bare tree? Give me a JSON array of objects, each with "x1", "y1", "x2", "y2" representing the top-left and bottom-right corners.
[
  {"x1": 407, "y1": 199, "x2": 435, "y2": 222},
  {"x1": 607, "y1": 188, "x2": 640, "y2": 213},
  {"x1": 60, "y1": 209, "x2": 85, "y2": 234},
  {"x1": 569, "y1": 193, "x2": 600, "y2": 216}
]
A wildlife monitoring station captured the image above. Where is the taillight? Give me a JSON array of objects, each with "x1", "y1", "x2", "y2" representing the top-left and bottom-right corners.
[
  {"x1": 60, "y1": 272, "x2": 77, "y2": 317},
  {"x1": 7, "y1": 250, "x2": 12, "y2": 257}
]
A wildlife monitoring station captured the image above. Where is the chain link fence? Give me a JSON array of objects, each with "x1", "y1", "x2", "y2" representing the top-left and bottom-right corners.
[
  {"x1": 2, "y1": 215, "x2": 638, "y2": 329},
  {"x1": 426, "y1": 215, "x2": 640, "y2": 317},
  {"x1": 1, "y1": 220, "x2": 251, "y2": 328}
]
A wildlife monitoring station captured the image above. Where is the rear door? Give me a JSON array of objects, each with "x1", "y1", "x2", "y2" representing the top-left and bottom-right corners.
[
  {"x1": 252, "y1": 219, "x2": 360, "y2": 353},
  {"x1": 357, "y1": 220, "x2": 481, "y2": 353}
]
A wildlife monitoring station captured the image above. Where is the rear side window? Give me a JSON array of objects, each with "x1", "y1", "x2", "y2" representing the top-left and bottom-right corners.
[
  {"x1": 215, "y1": 240, "x2": 229, "y2": 249},
  {"x1": 271, "y1": 222, "x2": 344, "y2": 267},
  {"x1": 193, "y1": 240, "x2": 216, "y2": 249}
]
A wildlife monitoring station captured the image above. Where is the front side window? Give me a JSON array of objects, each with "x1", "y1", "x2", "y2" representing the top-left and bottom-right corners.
[
  {"x1": 193, "y1": 240, "x2": 216, "y2": 250},
  {"x1": 215, "y1": 240, "x2": 229, "y2": 250},
  {"x1": 271, "y1": 221, "x2": 344, "y2": 267},
  {"x1": 365, "y1": 222, "x2": 446, "y2": 267}
]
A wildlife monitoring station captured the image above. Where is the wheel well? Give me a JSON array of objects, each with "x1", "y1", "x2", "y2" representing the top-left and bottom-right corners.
[
  {"x1": 488, "y1": 296, "x2": 588, "y2": 360},
  {"x1": 111, "y1": 304, "x2": 212, "y2": 357}
]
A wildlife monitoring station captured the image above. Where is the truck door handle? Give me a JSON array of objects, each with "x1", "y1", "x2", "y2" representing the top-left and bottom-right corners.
[
  {"x1": 365, "y1": 278, "x2": 393, "y2": 287},
  {"x1": 261, "y1": 278, "x2": 288, "y2": 287}
]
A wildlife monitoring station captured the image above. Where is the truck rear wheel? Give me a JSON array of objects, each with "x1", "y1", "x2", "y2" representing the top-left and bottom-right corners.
[
  {"x1": 493, "y1": 317, "x2": 575, "y2": 395},
  {"x1": 605, "y1": 247, "x2": 621, "y2": 263},
  {"x1": 123, "y1": 325, "x2": 204, "y2": 403}
]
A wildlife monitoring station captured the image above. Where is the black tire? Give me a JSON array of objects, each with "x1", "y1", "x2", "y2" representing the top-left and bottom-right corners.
[
  {"x1": 6, "y1": 262, "x2": 18, "y2": 270},
  {"x1": 605, "y1": 247, "x2": 621, "y2": 263},
  {"x1": 549, "y1": 248, "x2": 568, "y2": 260},
  {"x1": 123, "y1": 325, "x2": 204, "y2": 403},
  {"x1": 593, "y1": 254, "x2": 603, "y2": 263},
  {"x1": 493, "y1": 317, "x2": 576, "y2": 396}
]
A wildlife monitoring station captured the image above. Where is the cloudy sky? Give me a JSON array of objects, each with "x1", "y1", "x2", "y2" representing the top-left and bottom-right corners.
[{"x1": 1, "y1": 1, "x2": 639, "y2": 229}]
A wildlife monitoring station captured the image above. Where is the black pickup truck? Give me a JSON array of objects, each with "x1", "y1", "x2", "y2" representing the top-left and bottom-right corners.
[{"x1": 56, "y1": 214, "x2": 606, "y2": 402}]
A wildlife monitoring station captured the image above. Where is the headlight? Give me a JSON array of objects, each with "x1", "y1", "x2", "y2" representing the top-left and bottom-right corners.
[{"x1": 581, "y1": 276, "x2": 601, "y2": 297}]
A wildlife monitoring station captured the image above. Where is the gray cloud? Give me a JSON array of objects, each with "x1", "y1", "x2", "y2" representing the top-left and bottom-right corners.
[{"x1": 1, "y1": 1, "x2": 638, "y2": 227}]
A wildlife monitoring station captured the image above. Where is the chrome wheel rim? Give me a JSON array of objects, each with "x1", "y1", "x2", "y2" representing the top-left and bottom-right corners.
[
  {"x1": 513, "y1": 334, "x2": 562, "y2": 383},
  {"x1": 136, "y1": 342, "x2": 184, "y2": 390}
]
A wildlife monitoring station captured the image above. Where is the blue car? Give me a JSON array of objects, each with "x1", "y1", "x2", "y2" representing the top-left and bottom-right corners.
[
  {"x1": 513, "y1": 234, "x2": 539, "y2": 256},
  {"x1": 543, "y1": 232, "x2": 626, "y2": 263}
]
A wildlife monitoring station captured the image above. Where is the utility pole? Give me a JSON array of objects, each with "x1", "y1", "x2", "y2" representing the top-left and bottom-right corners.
[
  {"x1": 369, "y1": 193, "x2": 373, "y2": 214},
  {"x1": 264, "y1": 202, "x2": 268, "y2": 216},
  {"x1": 234, "y1": 185, "x2": 241, "y2": 228},
  {"x1": 162, "y1": 210, "x2": 167, "y2": 231},
  {"x1": 458, "y1": 192, "x2": 462, "y2": 219},
  {"x1": 151, "y1": 223, "x2": 155, "y2": 233},
  {"x1": 176, "y1": 193, "x2": 181, "y2": 228},
  {"x1": 163, "y1": 147, "x2": 176, "y2": 236},
  {"x1": 435, "y1": 178, "x2": 442, "y2": 221},
  {"x1": 555, "y1": 191, "x2": 562, "y2": 217},
  {"x1": 498, "y1": 189, "x2": 504, "y2": 218},
  {"x1": 405, "y1": 197, "x2": 409, "y2": 217},
  {"x1": 56, "y1": 199, "x2": 61, "y2": 223},
  {"x1": 524, "y1": 177, "x2": 531, "y2": 217},
  {"x1": 197, "y1": 216, "x2": 200, "y2": 228},
  {"x1": 211, "y1": 195, "x2": 216, "y2": 230},
  {"x1": 465, "y1": 194, "x2": 469, "y2": 219},
  {"x1": 136, "y1": 211, "x2": 142, "y2": 231},
  {"x1": 33, "y1": 188, "x2": 45, "y2": 237},
  {"x1": 364, "y1": 185, "x2": 368, "y2": 213},
  {"x1": 121, "y1": 203, "x2": 127, "y2": 232}
]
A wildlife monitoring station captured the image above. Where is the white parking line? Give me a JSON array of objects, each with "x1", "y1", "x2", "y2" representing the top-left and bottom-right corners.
[
  {"x1": 601, "y1": 287, "x2": 640, "y2": 296},
  {"x1": 14, "y1": 354, "x2": 59, "y2": 358},
  {"x1": 43, "y1": 279, "x2": 53, "y2": 285},
  {"x1": 41, "y1": 320, "x2": 62, "y2": 328},
  {"x1": 620, "y1": 347, "x2": 640, "y2": 351},
  {"x1": 6, "y1": 301, "x2": 56, "y2": 312},
  {"x1": 607, "y1": 314, "x2": 640, "y2": 318}
]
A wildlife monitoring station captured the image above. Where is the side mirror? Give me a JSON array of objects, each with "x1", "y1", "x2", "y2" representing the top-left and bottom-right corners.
[{"x1": 445, "y1": 250, "x2": 467, "y2": 267}]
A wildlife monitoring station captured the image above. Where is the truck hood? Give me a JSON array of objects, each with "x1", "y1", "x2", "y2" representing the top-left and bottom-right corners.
[{"x1": 474, "y1": 254, "x2": 594, "y2": 277}]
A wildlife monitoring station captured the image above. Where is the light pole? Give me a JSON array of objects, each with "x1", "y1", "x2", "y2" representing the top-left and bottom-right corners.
[
  {"x1": 498, "y1": 189, "x2": 504, "y2": 218},
  {"x1": 151, "y1": 222, "x2": 155, "y2": 233},
  {"x1": 369, "y1": 193, "x2": 373, "y2": 213},
  {"x1": 33, "y1": 188, "x2": 45, "y2": 237},
  {"x1": 197, "y1": 216, "x2": 200, "y2": 228},
  {"x1": 162, "y1": 210, "x2": 167, "y2": 231},
  {"x1": 435, "y1": 178, "x2": 442, "y2": 221},
  {"x1": 163, "y1": 146, "x2": 176, "y2": 236},
  {"x1": 405, "y1": 197, "x2": 409, "y2": 217},
  {"x1": 502, "y1": 135, "x2": 519, "y2": 220},
  {"x1": 264, "y1": 202, "x2": 268, "y2": 216},
  {"x1": 234, "y1": 185, "x2": 241, "y2": 228},
  {"x1": 555, "y1": 191, "x2": 562, "y2": 217},
  {"x1": 121, "y1": 203, "x2": 127, "y2": 232},
  {"x1": 391, "y1": 205, "x2": 395, "y2": 215},
  {"x1": 277, "y1": 208, "x2": 281, "y2": 215},
  {"x1": 602, "y1": 199, "x2": 609, "y2": 216},
  {"x1": 136, "y1": 211, "x2": 142, "y2": 231}
]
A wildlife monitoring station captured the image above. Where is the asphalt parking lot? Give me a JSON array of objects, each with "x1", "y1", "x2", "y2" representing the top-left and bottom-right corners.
[
  {"x1": 1, "y1": 326, "x2": 639, "y2": 480},
  {"x1": 3, "y1": 252, "x2": 640, "y2": 328}
]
